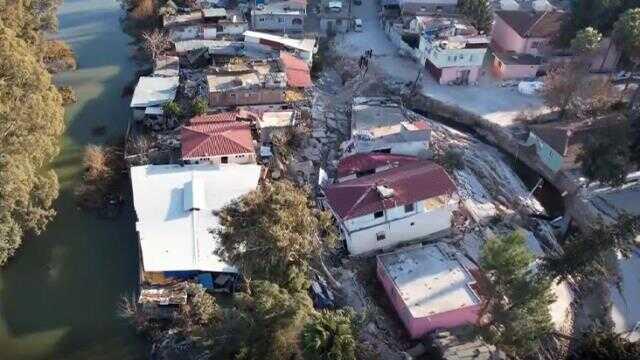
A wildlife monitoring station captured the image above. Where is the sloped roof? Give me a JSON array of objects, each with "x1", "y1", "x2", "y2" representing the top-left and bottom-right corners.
[
  {"x1": 495, "y1": 10, "x2": 566, "y2": 38},
  {"x1": 189, "y1": 112, "x2": 239, "y2": 124},
  {"x1": 280, "y1": 52, "x2": 312, "y2": 88},
  {"x1": 181, "y1": 122, "x2": 254, "y2": 159},
  {"x1": 337, "y1": 153, "x2": 420, "y2": 178},
  {"x1": 324, "y1": 161, "x2": 457, "y2": 220}
]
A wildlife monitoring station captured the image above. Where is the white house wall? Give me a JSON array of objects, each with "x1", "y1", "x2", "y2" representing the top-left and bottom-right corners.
[
  {"x1": 184, "y1": 153, "x2": 256, "y2": 165},
  {"x1": 354, "y1": 140, "x2": 429, "y2": 156},
  {"x1": 419, "y1": 37, "x2": 487, "y2": 68},
  {"x1": 343, "y1": 199, "x2": 457, "y2": 255}
]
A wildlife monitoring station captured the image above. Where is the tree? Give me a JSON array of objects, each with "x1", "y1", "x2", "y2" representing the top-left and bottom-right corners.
[
  {"x1": 541, "y1": 215, "x2": 640, "y2": 282},
  {"x1": 571, "y1": 327, "x2": 640, "y2": 359},
  {"x1": 162, "y1": 100, "x2": 181, "y2": 119},
  {"x1": 576, "y1": 126, "x2": 630, "y2": 187},
  {"x1": 457, "y1": 0, "x2": 493, "y2": 34},
  {"x1": 541, "y1": 62, "x2": 588, "y2": 119},
  {"x1": 561, "y1": 0, "x2": 640, "y2": 46},
  {"x1": 479, "y1": 232, "x2": 555, "y2": 358},
  {"x1": 0, "y1": 23, "x2": 64, "y2": 265},
  {"x1": 191, "y1": 97, "x2": 208, "y2": 116},
  {"x1": 141, "y1": 29, "x2": 170, "y2": 61},
  {"x1": 571, "y1": 27, "x2": 603, "y2": 57},
  {"x1": 216, "y1": 181, "x2": 338, "y2": 291},
  {"x1": 302, "y1": 309, "x2": 359, "y2": 360}
]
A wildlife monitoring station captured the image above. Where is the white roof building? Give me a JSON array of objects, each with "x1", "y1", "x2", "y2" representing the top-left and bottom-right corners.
[
  {"x1": 243, "y1": 30, "x2": 316, "y2": 54},
  {"x1": 130, "y1": 76, "x2": 179, "y2": 108},
  {"x1": 130, "y1": 164, "x2": 262, "y2": 273}
]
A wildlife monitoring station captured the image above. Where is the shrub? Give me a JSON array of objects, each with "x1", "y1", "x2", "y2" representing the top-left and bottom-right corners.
[
  {"x1": 57, "y1": 85, "x2": 77, "y2": 105},
  {"x1": 191, "y1": 97, "x2": 208, "y2": 116}
]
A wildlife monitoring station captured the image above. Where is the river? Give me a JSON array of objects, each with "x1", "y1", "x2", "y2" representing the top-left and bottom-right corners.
[{"x1": 0, "y1": 0, "x2": 147, "y2": 358}]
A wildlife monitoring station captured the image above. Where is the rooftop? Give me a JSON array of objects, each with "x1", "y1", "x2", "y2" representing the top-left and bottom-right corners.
[
  {"x1": 324, "y1": 160, "x2": 457, "y2": 220},
  {"x1": 202, "y1": 7, "x2": 227, "y2": 18},
  {"x1": 174, "y1": 39, "x2": 243, "y2": 54},
  {"x1": 206, "y1": 62, "x2": 286, "y2": 92},
  {"x1": 280, "y1": 52, "x2": 312, "y2": 88},
  {"x1": 153, "y1": 55, "x2": 180, "y2": 77},
  {"x1": 130, "y1": 76, "x2": 179, "y2": 108},
  {"x1": 189, "y1": 112, "x2": 240, "y2": 124},
  {"x1": 257, "y1": 111, "x2": 295, "y2": 128},
  {"x1": 244, "y1": 30, "x2": 316, "y2": 53},
  {"x1": 495, "y1": 10, "x2": 566, "y2": 39},
  {"x1": 493, "y1": 51, "x2": 542, "y2": 65},
  {"x1": 252, "y1": 0, "x2": 307, "y2": 15},
  {"x1": 378, "y1": 243, "x2": 481, "y2": 318},
  {"x1": 181, "y1": 121, "x2": 254, "y2": 159},
  {"x1": 163, "y1": 11, "x2": 203, "y2": 27},
  {"x1": 337, "y1": 153, "x2": 420, "y2": 178},
  {"x1": 130, "y1": 164, "x2": 261, "y2": 272}
]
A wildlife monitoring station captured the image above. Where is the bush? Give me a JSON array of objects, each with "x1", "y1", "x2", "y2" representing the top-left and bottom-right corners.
[
  {"x1": 75, "y1": 144, "x2": 125, "y2": 210},
  {"x1": 57, "y1": 85, "x2": 77, "y2": 105},
  {"x1": 439, "y1": 148, "x2": 464, "y2": 171},
  {"x1": 163, "y1": 101, "x2": 181, "y2": 119},
  {"x1": 191, "y1": 97, "x2": 208, "y2": 116},
  {"x1": 42, "y1": 40, "x2": 76, "y2": 73}
]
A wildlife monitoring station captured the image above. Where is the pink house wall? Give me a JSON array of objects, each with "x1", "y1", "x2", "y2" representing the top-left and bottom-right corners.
[
  {"x1": 492, "y1": 16, "x2": 548, "y2": 56},
  {"x1": 438, "y1": 67, "x2": 481, "y2": 85},
  {"x1": 377, "y1": 258, "x2": 482, "y2": 339},
  {"x1": 492, "y1": 56, "x2": 540, "y2": 80}
]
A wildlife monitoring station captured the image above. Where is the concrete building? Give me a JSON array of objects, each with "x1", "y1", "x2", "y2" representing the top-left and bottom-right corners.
[
  {"x1": 130, "y1": 76, "x2": 179, "y2": 121},
  {"x1": 323, "y1": 161, "x2": 459, "y2": 255},
  {"x1": 163, "y1": 8, "x2": 248, "y2": 41},
  {"x1": 181, "y1": 121, "x2": 256, "y2": 164},
  {"x1": 377, "y1": 243, "x2": 482, "y2": 338},
  {"x1": 344, "y1": 120, "x2": 431, "y2": 156},
  {"x1": 319, "y1": 0, "x2": 352, "y2": 35},
  {"x1": 398, "y1": 0, "x2": 458, "y2": 16},
  {"x1": 244, "y1": 30, "x2": 317, "y2": 64},
  {"x1": 251, "y1": 0, "x2": 307, "y2": 33},
  {"x1": 256, "y1": 110, "x2": 295, "y2": 144},
  {"x1": 417, "y1": 17, "x2": 489, "y2": 85},
  {"x1": 130, "y1": 163, "x2": 261, "y2": 281},
  {"x1": 206, "y1": 61, "x2": 287, "y2": 107}
]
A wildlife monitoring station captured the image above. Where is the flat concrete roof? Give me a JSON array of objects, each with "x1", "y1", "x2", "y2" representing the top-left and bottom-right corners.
[{"x1": 378, "y1": 243, "x2": 481, "y2": 318}]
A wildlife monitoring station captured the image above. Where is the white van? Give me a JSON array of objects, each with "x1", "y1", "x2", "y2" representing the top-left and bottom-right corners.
[{"x1": 354, "y1": 18, "x2": 363, "y2": 32}]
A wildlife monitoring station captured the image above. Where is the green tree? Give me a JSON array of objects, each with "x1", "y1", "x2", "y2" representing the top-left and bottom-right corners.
[
  {"x1": 302, "y1": 309, "x2": 359, "y2": 360},
  {"x1": 541, "y1": 215, "x2": 640, "y2": 282},
  {"x1": 479, "y1": 232, "x2": 555, "y2": 358},
  {"x1": 457, "y1": 0, "x2": 493, "y2": 34},
  {"x1": 577, "y1": 126, "x2": 630, "y2": 187},
  {"x1": 571, "y1": 327, "x2": 640, "y2": 359},
  {"x1": 571, "y1": 27, "x2": 603, "y2": 56},
  {"x1": 0, "y1": 23, "x2": 64, "y2": 265},
  {"x1": 162, "y1": 100, "x2": 181, "y2": 119},
  {"x1": 216, "y1": 181, "x2": 338, "y2": 292},
  {"x1": 191, "y1": 97, "x2": 208, "y2": 116}
]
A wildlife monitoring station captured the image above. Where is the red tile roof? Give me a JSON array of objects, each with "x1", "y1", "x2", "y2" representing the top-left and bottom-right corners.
[
  {"x1": 188, "y1": 112, "x2": 239, "y2": 124},
  {"x1": 280, "y1": 52, "x2": 312, "y2": 88},
  {"x1": 181, "y1": 122, "x2": 254, "y2": 159},
  {"x1": 337, "y1": 153, "x2": 420, "y2": 178},
  {"x1": 324, "y1": 161, "x2": 457, "y2": 220}
]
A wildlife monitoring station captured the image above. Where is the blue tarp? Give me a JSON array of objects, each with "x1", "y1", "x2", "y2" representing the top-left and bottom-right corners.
[{"x1": 197, "y1": 273, "x2": 214, "y2": 289}]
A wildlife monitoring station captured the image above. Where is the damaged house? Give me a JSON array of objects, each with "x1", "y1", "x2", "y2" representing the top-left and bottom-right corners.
[
  {"x1": 181, "y1": 121, "x2": 257, "y2": 165},
  {"x1": 322, "y1": 160, "x2": 459, "y2": 256},
  {"x1": 130, "y1": 76, "x2": 179, "y2": 125},
  {"x1": 250, "y1": 0, "x2": 307, "y2": 33}
]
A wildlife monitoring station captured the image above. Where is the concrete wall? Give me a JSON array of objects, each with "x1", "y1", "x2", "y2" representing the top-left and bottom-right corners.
[
  {"x1": 209, "y1": 88, "x2": 285, "y2": 107},
  {"x1": 343, "y1": 198, "x2": 457, "y2": 255},
  {"x1": 352, "y1": 139, "x2": 429, "y2": 156},
  {"x1": 492, "y1": 57, "x2": 540, "y2": 80},
  {"x1": 438, "y1": 66, "x2": 481, "y2": 84},
  {"x1": 184, "y1": 152, "x2": 256, "y2": 165},
  {"x1": 492, "y1": 16, "x2": 527, "y2": 53},
  {"x1": 320, "y1": 17, "x2": 351, "y2": 34},
  {"x1": 377, "y1": 257, "x2": 481, "y2": 338},
  {"x1": 253, "y1": 13, "x2": 305, "y2": 32}
]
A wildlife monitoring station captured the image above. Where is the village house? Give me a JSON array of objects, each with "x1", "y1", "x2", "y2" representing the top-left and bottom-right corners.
[
  {"x1": 491, "y1": 10, "x2": 566, "y2": 79},
  {"x1": 130, "y1": 76, "x2": 179, "y2": 122},
  {"x1": 377, "y1": 243, "x2": 482, "y2": 338},
  {"x1": 524, "y1": 114, "x2": 629, "y2": 174},
  {"x1": 181, "y1": 121, "x2": 256, "y2": 164},
  {"x1": 319, "y1": 0, "x2": 352, "y2": 35},
  {"x1": 417, "y1": 17, "x2": 489, "y2": 85},
  {"x1": 163, "y1": 8, "x2": 248, "y2": 41},
  {"x1": 336, "y1": 153, "x2": 419, "y2": 182},
  {"x1": 244, "y1": 30, "x2": 317, "y2": 64},
  {"x1": 322, "y1": 160, "x2": 459, "y2": 255},
  {"x1": 251, "y1": 0, "x2": 307, "y2": 33},
  {"x1": 349, "y1": 97, "x2": 432, "y2": 156},
  {"x1": 130, "y1": 164, "x2": 262, "y2": 294},
  {"x1": 206, "y1": 60, "x2": 287, "y2": 107},
  {"x1": 398, "y1": 0, "x2": 458, "y2": 16},
  {"x1": 256, "y1": 110, "x2": 295, "y2": 144}
]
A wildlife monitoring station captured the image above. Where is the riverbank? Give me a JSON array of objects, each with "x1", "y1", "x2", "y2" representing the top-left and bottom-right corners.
[{"x1": 0, "y1": 0, "x2": 147, "y2": 358}]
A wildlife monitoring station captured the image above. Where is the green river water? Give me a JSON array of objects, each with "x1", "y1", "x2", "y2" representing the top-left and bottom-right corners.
[{"x1": 0, "y1": 0, "x2": 148, "y2": 358}]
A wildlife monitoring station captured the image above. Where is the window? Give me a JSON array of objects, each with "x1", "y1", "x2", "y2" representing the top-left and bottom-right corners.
[
  {"x1": 376, "y1": 231, "x2": 386, "y2": 241},
  {"x1": 374, "y1": 210, "x2": 384, "y2": 219},
  {"x1": 278, "y1": 17, "x2": 284, "y2": 23},
  {"x1": 336, "y1": 19, "x2": 342, "y2": 26},
  {"x1": 404, "y1": 203, "x2": 415, "y2": 213},
  {"x1": 292, "y1": 18, "x2": 303, "y2": 25},
  {"x1": 221, "y1": 156, "x2": 228, "y2": 164},
  {"x1": 259, "y1": 17, "x2": 265, "y2": 22}
]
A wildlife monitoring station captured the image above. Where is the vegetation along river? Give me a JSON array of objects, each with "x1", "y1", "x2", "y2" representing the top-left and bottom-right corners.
[{"x1": 0, "y1": 0, "x2": 147, "y2": 358}]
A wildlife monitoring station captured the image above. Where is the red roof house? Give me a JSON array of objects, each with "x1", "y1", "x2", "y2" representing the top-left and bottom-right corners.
[
  {"x1": 280, "y1": 52, "x2": 313, "y2": 88},
  {"x1": 188, "y1": 112, "x2": 240, "y2": 125},
  {"x1": 181, "y1": 122, "x2": 256, "y2": 164},
  {"x1": 323, "y1": 161, "x2": 459, "y2": 255},
  {"x1": 336, "y1": 153, "x2": 420, "y2": 181}
]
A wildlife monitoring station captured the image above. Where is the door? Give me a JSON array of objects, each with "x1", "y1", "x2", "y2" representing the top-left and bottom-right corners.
[{"x1": 221, "y1": 156, "x2": 228, "y2": 164}]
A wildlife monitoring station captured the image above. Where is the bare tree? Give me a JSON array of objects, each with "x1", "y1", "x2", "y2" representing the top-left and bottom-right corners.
[{"x1": 142, "y1": 29, "x2": 170, "y2": 61}]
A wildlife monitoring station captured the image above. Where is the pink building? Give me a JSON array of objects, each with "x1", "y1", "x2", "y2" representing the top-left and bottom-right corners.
[
  {"x1": 491, "y1": 10, "x2": 566, "y2": 79},
  {"x1": 377, "y1": 243, "x2": 482, "y2": 338}
]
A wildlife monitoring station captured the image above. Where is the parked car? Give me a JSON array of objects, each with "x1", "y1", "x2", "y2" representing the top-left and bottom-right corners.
[
  {"x1": 354, "y1": 0, "x2": 362, "y2": 4},
  {"x1": 354, "y1": 18, "x2": 363, "y2": 32}
]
